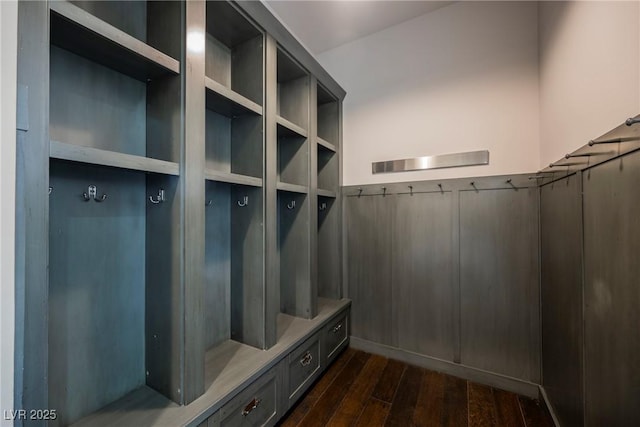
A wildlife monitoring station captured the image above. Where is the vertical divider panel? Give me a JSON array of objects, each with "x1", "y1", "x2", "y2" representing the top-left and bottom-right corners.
[
  {"x1": 183, "y1": 0, "x2": 206, "y2": 404},
  {"x1": 309, "y1": 77, "x2": 318, "y2": 318},
  {"x1": 15, "y1": 0, "x2": 50, "y2": 416},
  {"x1": 264, "y1": 34, "x2": 279, "y2": 348}
]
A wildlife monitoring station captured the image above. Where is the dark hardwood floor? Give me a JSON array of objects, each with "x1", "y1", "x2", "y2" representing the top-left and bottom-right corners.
[{"x1": 280, "y1": 348, "x2": 554, "y2": 427}]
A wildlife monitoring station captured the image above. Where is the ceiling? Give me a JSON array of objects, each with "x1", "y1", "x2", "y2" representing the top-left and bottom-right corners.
[{"x1": 265, "y1": 1, "x2": 454, "y2": 55}]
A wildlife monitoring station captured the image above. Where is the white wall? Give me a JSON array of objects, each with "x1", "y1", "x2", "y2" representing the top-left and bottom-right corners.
[
  {"x1": 0, "y1": 1, "x2": 18, "y2": 425},
  {"x1": 318, "y1": 1, "x2": 540, "y2": 185},
  {"x1": 539, "y1": 1, "x2": 640, "y2": 167}
]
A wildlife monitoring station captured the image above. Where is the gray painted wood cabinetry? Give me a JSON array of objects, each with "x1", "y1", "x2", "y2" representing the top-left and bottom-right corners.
[{"x1": 16, "y1": 0, "x2": 345, "y2": 425}]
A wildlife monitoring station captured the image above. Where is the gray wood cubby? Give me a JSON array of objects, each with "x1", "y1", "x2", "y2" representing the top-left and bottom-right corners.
[
  {"x1": 277, "y1": 48, "x2": 310, "y2": 132},
  {"x1": 204, "y1": 1, "x2": 264, "y2": 187},
  {"x1": 50, "y1": 0, "x2": 182, "y2": 172},
  {"x1": 278, "y1": 190, "x2": 312, "y2": 318},
  {"x1": 205, "y1": 0, "x2": 263, "y2": 108},
  {"x1": 317, "y1": 83, "x2": 339, "y2": 148},
  {"x1": 48, "y1": 161, "x2": 180, "y2": 426},
  {"x1": 47, "y1": 1, "x2": 184, "y2": 424},
  {"x1": 278, "y1": 127, "x2": 309, "y2": 188},
  {"x1": 318, "y1": 196, "x2": 341, "y2": 299},
  {"x1": 17, "y1": 0, "x2": 346, "y2": 425},
  {"x1": 204, "y1": 181, "x2": 264, "y2": 351}
]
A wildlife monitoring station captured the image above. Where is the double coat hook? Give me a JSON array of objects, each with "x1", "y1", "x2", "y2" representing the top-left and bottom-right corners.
[
  {"x1": 237, "y1": 196, "x2": 249, "y2": 207},
  {"x1": 149, "y1": 189, "x2": 165, "y2": 204},
  {"x1": 287, "y1": 200, "x2": 296, "y2": 210},
  {"x1": 83, "y1": 185, "x2": 107, "y2": 202}
]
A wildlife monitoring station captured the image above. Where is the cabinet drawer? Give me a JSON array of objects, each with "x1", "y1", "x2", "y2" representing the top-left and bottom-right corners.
[
  {"x1": 324, "y1": 311, "x2": 348, "y2": 361},
  {"x1": 219, "y1": 370, "x2": 278, "y2": 427},
  {"x1": 288, "y1": 334, "x2": 321, "y2": 402}
]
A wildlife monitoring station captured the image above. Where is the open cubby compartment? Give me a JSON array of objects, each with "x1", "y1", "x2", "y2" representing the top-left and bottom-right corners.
[
  {"x1": 317, "y1": 83, "x2": 339, "y2": 147},
  {"x1": 205, "y1": 107, "x2": 263, "y2": 179},
  {"x1": 317, "y1": 145, "x2": 338, "y2": 192},
  {"x1": 278, "y1": 190, "x2": 312, "y2": 319},
  {"x1": 318, "y1": 197, "x2": 340, "y2": 300},
  {"x1": 277, "y1": 48, "x2": 310, "y2": 131},
  {"x1": 278, "y1": 124, "x2": 309, "y2": 188},
  {"x1": 206, "y1": 1, "x2": 264, "y2": 107},
  {"x1": 48, "y1": 160, "x2": 180, "y2": 426},
  {"x1": 49, "y1": 41, "x2": 181, "y2": 166},
  {"x1": 51, "y1": 1, "x2": 181, "y2": 81},
  {"x1": 205, "y1": 181, "x2": 265, "y2": 354}
]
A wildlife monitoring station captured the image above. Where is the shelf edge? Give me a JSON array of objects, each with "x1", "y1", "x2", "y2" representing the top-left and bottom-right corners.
[{"x1": 50, "y1": 140, "x2": 180, "y2": 176}]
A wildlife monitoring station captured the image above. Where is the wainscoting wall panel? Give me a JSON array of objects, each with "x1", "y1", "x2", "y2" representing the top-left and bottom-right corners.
[{"x1": 344, "y1": 175, "x2": 540, "y2": 386}]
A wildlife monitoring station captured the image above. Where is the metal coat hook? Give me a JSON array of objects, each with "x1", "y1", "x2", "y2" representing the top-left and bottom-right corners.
[
  {"x1": 506, "y1": 178, "x2": 517, "y2": 190},
  {"x1": 438, "y1": 183, "x2": 443, "y2": 193},
  {"x1": 470, "y1": 181, "x2": 477, "y2": 190},
  {"x1": 319, "y1": 202, "x2": 327, "y2": 211},
  {"x1": 149, "y1": 189, "x2": 165, "y2": 204},
  {"x1": 382, "y1": 187, "x2": 386, "y2": 197},
  {"x1": 205, "y1": 200, "x2": 213, "y2": 207},
  {"x1": 48, "y1": 187, "x2": 53, "y2": 195},
  {"x1": 565, "y1": 153, "x2": 592, "y2": 159},
  {"x1": 408, "y1": 185, "x2": 413, "y2": 196},
  {"x1": 287, "y1": 200, "x2": 296, "y2": 210},
  {"x1": 237, "y1": 196, "x2": 249, "y2": 207},
  {"x1": 625, "y1": 117, "x2": 640, "y2": 126},
  {"x1": 83, "y1": 185, "x2": 107, "y2": 202},
  {"x1": 589, "y1": 137, "x2": 622, "y2": 146},
  {"x1": 357, "y1": 188, "x2": 363, "y2": 198}
]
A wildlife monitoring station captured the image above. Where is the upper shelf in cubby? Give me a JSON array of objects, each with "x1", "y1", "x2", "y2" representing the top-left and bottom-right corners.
[
  {"x1": 205, "y1": 169, "x2": 263, "y2": 187},
  {"x1": 50, "y1": 140, "x2": 180, "y2": 176},
  {"x1": 205, "y1": 77, "x2": 263, "y2": 117},
  {"x1": 317, "y1": 137, "x2": 336, "y2": 153},
  {"x1": 317, "y1": 83, "x2": 337, "y2": 106},
  {"x1": 206, "y1": 1, "x2": 262, "y2": 48},
  {"x1": 317, "y1": 189, "x2": 337, "y2": 198},
  {"x1": 277, "y1": 48, "x2": 307, "y2": 83},
  {"x1": 49, "y1": 1, "x2": 180, "y2": 82},
  {"x1": 276, "y1": 116, "x2": 308, "y2": 139},
  {"x1": 277, "y1": 182, "x2": 308, "y2": 194}
]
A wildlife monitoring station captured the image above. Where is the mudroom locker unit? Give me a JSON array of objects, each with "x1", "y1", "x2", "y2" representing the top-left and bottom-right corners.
[
  {"x1": 16, "y1": 1, "x2": 347, "y2": 425},
  {"x1": 12, "y1": 1, "x2": 640, "y2": 426}
]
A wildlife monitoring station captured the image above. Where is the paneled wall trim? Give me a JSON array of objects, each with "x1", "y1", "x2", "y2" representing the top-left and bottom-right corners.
[
  {"x1": 344, "y1": 173, "x2": 541, "y2": 395},
  {"x1": 540, "y1": 115, "x2": 640, "y2": 426}
]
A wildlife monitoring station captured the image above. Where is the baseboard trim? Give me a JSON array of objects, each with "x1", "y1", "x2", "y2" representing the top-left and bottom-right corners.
[
  {"x1": 538, "y1": 386, "x2": 561, "y2": 427},
  {"x1": 350, "y1": 337, "x2": 540, "y2": 398}
]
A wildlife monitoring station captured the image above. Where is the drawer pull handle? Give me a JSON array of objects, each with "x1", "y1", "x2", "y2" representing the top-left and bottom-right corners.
[
  {"x1": 332, "y1": 323, "x2": 342, "y2": 333},
  {"x1": 300, "y1": 351, "x2": 313, "y2": 367},
  {"x1": 241, "y1": 397, "x2": 261, "y2": 417}
]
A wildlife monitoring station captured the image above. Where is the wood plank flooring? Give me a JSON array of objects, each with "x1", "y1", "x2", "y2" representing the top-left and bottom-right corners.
[{"x1": 280, "y1": 348, "x2": 554, "y2": 427}]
